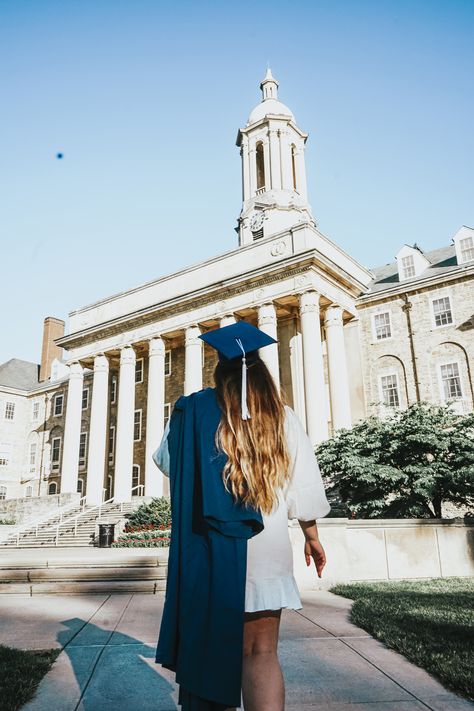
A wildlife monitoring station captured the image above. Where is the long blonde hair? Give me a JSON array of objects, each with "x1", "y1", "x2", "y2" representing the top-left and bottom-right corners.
[{"x1": 214, "y1": 353, "x2": 290, "y2": 514}]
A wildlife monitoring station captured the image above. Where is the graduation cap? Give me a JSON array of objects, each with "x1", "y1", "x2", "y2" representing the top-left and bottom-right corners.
[{"x1": 199, "y1": 321, "x2": 277, "y2": 420}]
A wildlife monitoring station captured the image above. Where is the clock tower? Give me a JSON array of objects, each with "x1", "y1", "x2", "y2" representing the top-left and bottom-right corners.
[{"x1": 236, "y1": 69, "x2": 315, "y2": 246}]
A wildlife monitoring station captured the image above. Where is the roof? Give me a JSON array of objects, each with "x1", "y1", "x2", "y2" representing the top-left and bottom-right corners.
[
  {"x1": 0, "y1": 359, "x2": 40, "y2": 391},
  {"x1": 367, "y1": 244, "x2": 462, "y2": 295}
]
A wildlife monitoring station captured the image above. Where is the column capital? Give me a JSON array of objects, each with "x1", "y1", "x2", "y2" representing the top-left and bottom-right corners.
[
  {"x1": 93, "y1": 354, "x2": 109, "y2": 373},
  {"x1": 299, "y1": 290, "x2": 320, "y2": 314},
  {"x1": 120, "y1": 345, "x2": 136, "y2": 365},
  {"x1": 185, "y1": 324, "x2": 202, "y2": 347},
  {"x1": 258, "y1": 302, "x2": 277, "y2": 326},
  {"x1": 220, "y1": 314, "x2": 236, "y2": 327},
  {"x1": 324, "y1": 304, "x2": 344, "y2": 327},
  {"x1": 149, "y1": 336, "x2": 165, "y2": 357},
  {"x1": 68, "y1": 362, "x2": 84, "y2": 379}
]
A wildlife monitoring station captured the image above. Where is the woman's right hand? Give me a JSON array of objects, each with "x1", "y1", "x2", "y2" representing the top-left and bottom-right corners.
[{"x1": 304, "y1": 537, "x2": 326, "y2": 578}]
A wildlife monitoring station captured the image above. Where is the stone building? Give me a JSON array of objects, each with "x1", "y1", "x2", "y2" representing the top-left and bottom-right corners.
[{"x1": 1, "y1": 72, "x2": 473, "y2": 505}]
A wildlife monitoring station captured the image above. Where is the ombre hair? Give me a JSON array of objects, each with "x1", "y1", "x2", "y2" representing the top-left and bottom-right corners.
[{"x1": 214, "y1": 353, "x2": 290, "y2": 515}]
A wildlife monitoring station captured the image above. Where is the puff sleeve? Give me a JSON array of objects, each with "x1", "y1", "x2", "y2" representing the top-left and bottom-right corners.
[
  {"x1": 152, "y1": 419, "x2": 171, "y2": 477},
  {"x1": 283, "y1": 406, "x2": 331, "y2": 521}
]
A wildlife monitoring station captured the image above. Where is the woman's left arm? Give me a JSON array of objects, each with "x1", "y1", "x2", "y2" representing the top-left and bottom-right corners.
[{"x1": 152, "y1": 419, "x2": 171, "y2": 477}]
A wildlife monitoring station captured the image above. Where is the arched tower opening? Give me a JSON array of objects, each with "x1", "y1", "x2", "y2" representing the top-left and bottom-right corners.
[{"x1": 256, "y1": 142, "x2": 265, "y2": 190}]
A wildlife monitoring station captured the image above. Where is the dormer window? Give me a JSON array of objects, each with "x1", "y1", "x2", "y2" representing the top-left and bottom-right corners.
[
  {"x1": 452, "y1": 226, "x2": 474, "y2": 264},
  {"x1": 459, "y1": 236, "x2": 474, "y2": 263},
  {"x1": 401, "y1": 255, "x2": 415, "y2": 279}
]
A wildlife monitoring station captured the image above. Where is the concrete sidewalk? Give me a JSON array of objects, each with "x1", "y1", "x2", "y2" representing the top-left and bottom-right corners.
[{"x1": 0, "y1": 590, "x2": 471, "y2": 711}]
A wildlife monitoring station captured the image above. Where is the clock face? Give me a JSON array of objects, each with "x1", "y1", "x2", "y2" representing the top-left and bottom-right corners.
[{"x1": 249, "y1": 211, "x2": 264, "y2": 232}]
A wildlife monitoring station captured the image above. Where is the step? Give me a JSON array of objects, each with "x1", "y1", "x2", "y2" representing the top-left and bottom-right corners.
[
  {"x1": 0, "y1": 566, "x2": 167, "y2": 583},
  {"x1": 0, "y1": 579, "x2": 167, "y2": 594}
]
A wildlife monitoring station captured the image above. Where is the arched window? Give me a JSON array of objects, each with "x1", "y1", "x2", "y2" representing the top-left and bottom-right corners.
[
  {"x1": 26, "y1": 485, "x2": 33, "y2": 497},
  {"x1": 132, "y1": 465, "x2": 140, "y2": 495},
  {"x1": 256, "y1": 142, "x2": 265, "y2": 190},
  {"x1": 0, "y1": 485, "x2": 7, "y2": 500},
  {"x1": 291, "y1": 144, "x2": 297, "y2": 191},
  {"x1": 48, "y1": 482, "x2": 57, "y2": 495}
]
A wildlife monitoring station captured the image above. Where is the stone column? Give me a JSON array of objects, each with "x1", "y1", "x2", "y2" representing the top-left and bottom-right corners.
[
  {"x1": 241, "y1": 135, "x2": 250, "y2": 202},
  {"x1": 299, "y1": 291, "x2": 328, "y2": 445},
  {"x1": 280, "y1": 130, "x2": 292, "y2": 190},
  {"x1": 324, "y1": 305, "x2": 352, "y2": 430},
  {"x1": 114, "y1": 346, "x2": 136, "y2": 503},
  {"x1": 269, "y1": 129, "x2": 281, "y2": 190},
  {"x1": 220, "y1": 313, "x2": 236, "y2": 327},
  {"x1": 257, "y1": 303, "x2": 280, "y2": 390},
  {"x1": 60, "y1": 362, "x2": 84, "y2": 494},
  {"x1": 145, "y1": 337, "x2": 166, "y2": 497},
  {"x1": 294, "y1": 145, "x2": 308, "y2": 200},
  {"x1": 184, "y1": 325, "x2": 202, "y2": 396},
  {"x1": 85, "y1": 354, "x2": 109, "y2": 505},
  {"x1": 249, "y1": 143, "x2": 257, "y2": 196}
]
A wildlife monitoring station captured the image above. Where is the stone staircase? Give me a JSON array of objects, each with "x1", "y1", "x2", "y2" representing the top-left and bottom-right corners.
[
  {"x1": 0, "y1": 552, "x2": 168, "y2": 594},
  {"x1": 0, "y1": 500, "x2": 143, "y2": 548}
]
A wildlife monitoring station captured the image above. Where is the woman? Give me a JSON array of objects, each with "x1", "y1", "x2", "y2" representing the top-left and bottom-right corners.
[{"x1": 154, "y1": 321, "x2": 331, "y2": 711}]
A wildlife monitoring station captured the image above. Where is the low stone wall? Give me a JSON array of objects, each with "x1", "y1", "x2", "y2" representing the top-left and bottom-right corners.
[
  {"x1": 0, "y1": 493, "x2": 81, "y2": 525},
  {"x1": 290, "y1": 517, "x2": 474, "y2": 589}
]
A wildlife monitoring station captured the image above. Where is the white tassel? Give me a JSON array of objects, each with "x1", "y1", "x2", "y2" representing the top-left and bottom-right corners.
[{"x1": 236, "y1": 338, "x2": 251, "y2": 420}]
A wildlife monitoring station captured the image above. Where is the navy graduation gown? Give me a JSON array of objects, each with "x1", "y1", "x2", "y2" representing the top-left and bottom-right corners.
[{"x1": 155, "y1": 387, "x2": 264, "y2": 710}]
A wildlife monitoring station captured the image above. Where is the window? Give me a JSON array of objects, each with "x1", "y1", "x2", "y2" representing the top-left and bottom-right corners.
[
  {"x1": 82, "y1": 387, "x2": 89, "y2": 410},
  {"x1": 373, "y1": 312, "x2": 392, "y2": 340},
  {"x1": 53, "y1": 394, "x2": 64, "y2": 417},
  {"x1": 48, "y1": 482, "x2": 57, "y2": 495},
  {"x1": 381, "y1": 374, "x2": 400, "y2": 408},
  {"x1": 29, "y1": 443, "x2": 37, "y2": 472},
  {"x1": 4, "y1": 402, "x2": 15, "y2": 420},
  {"x1": 79, "y1": 432, "x2": 88, "y2": 468},
  {"x1": 459, "y1": 236, "x2": 474, "y2": 263},
  {"x1": 32, "y1": 401, "x2": 40, "y2": 420},
  {"x1": 432, "y1": 297, "x2": 453, "y2": 327},
  {"x1": 134, "y1": 410, "x2": 142, "y2": 441},
  {"x1": 0, "y1": 485, "x2": 7, "y2": 500},
  {"x1": 0, "y1": 443, "x2": 11, "y2": 467},
  {"x1": 26, "y1": 485, "x2": 33, "y2": 497},
  {"x1": 51, "y1": 437, "x2": 61, "y2": 471},
  {"x1": 256, "y1": 142, "x2": 265, "y2": 190},
  {"x1": 164, "y1": 403, "x2": 171, "y2": 427},
  {"x1": 401, "y1": 255, "x2": 415, "y2": 279},
  {"x1": 135, "y1": 358, "x2": 144, "y2": 384},
  {"x1": 291, "y1": 144, "x2": 297, "y2": 191},
  {"x1": 108, "y1": 425, "x2": 115, "y2": 465},
  {"x1": 132, "y1": 464, "x2": 140, "y2": 493},
  {"x1": 110, "y1": 376, "x2": 117, "y2": 404},
  {"x1": 440, "y1": 362, "x2": 462, "y2": 399},
  {"x1": 77, "y1": 478, "x2": 84, "y2": 495},
  {"x1": 164, "y1": 351, "x2": 171, "y2": 376}
]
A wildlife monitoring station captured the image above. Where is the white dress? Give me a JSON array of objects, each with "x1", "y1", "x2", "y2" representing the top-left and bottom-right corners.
[{"x1": 153, "y1": 404, "x2": 331, "y2": 613}]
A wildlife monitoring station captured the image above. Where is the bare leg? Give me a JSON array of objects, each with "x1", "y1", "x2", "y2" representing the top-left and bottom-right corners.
[{"x1": 241, "y1": 609, "x2": 284, "y2": 711}]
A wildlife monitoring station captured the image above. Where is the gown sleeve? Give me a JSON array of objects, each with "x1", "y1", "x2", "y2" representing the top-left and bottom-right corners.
[
  {"x1": 283, "y1": 406, "x2": 331, "y2": 521},
  {"x1": 152, "y1": 419, "x2": 171, "y2": 477}
]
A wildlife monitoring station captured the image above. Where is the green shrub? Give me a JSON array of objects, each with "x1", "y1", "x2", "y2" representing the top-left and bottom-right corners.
[
  {"x1": 126, "y1": 496, "x2": 171, "y2": 529},
  {"x1": 112, "y1": 528, "x2": 171, "y2": 548}
]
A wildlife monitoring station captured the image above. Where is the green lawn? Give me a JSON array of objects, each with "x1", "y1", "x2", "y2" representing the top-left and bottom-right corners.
[
  {"x1": 0, "y1": 645, "x2": 60, "y2": 711},
  {"x1": 330, "y1": 577, "x2": 474, "y2": 701}
]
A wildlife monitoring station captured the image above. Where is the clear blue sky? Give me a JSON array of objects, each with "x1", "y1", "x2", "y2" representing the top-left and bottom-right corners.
[{"x1": 1, "y1": 0, "x2": 473, "y2": 364}]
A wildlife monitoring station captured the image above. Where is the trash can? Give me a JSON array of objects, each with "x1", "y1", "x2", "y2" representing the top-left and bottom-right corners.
[{"x1": 98, "y1": 522, "x2": 116, "y2": 548}]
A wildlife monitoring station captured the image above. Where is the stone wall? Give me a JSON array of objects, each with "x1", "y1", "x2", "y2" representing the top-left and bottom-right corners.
[
  {"x1": 0, "y1": 492, "x2": 80, "y2": 524},
  {"x1": 289, "y1": 517, "x2": 474, "y2": 589}
]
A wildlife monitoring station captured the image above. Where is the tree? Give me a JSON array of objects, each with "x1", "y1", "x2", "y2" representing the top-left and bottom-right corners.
[{"x1": 316, "y1": 402, "x2": 474, "y2": 519}]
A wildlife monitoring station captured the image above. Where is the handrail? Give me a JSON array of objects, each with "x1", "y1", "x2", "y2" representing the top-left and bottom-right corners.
[
  {"x1": 132, "y1": 484, "x2": 145, "y2": 497},
  {"x1": 0, "y1": 496, "x2": 87, "y2": 547}
]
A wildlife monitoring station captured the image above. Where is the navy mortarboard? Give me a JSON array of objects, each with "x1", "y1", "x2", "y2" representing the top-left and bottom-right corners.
[{"x1": 199, "y1": 321, "x2": 277, "y2": 420}]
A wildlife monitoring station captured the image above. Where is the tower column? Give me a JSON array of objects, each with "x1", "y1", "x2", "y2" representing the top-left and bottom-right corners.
[
  {"x1": 145, "y1": 337, "x2": 166, "y2": 497},
  {"x1": 294, "y1": 145, "x2": 308, "y2": 200},
  {"x1": 241, "y1": 135, "x2": 250, "y2": 202},
  {"x1": 114, "y1": 346, "x2": 136, "y2": 503},
  {"x1": 86, "y1": 354, "x2": 109, "y2": 505},
  {"x1": 269, "y1": 129, "x2": 281, "y2": 190},
  {"x1": 262, "y1": 138, "x2": 270, "y2": 190},
  {"x1": 249, "y1": 144, "x2": 257, "y2": 196},
  {"x1": 60, "y1": 362, "x2": 84, "y2": 494},
  {"x1": 324, "y1": 305, "x2": 352, "y2": 430},
  {"x1": 299, "y1": 291, "x2": 328, "y2": 445},
  {"x1": 184, "y1": 325, "x2": 203, "y2": 395},
  {"x1": 279, "y1": 129, "x2": 292, "y2": 190},
  {"x1": 257, "y1": 303, "x2": 280, "y2": 390}
]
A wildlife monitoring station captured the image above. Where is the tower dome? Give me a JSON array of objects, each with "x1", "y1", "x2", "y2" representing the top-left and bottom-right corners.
[{"x1": 247, "y1": 68, "x2": 295, "y2": 125}]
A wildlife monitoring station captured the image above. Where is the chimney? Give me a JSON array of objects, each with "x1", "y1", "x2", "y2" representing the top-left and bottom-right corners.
[{"x1": 40, "y1": 316, "x2": 65, "y2": 382}]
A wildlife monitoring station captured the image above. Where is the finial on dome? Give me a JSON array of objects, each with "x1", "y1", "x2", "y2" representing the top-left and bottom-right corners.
[{"x1": 260, "y1": 67, "x2": 279, "y2": 101}]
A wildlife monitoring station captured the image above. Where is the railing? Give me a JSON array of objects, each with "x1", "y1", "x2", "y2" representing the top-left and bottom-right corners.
[
  {"x1": 132, "y1": 484, "x2": 145, "y2": 496},
  {"x1": 0, "y1": 496, "x2": 87, "y2": 547},
  {"x1": 255, "y1": 186, "x2": 266, "y2": 196},
  {"x1": 55, "y1": 495, "x2": 118, "y2": 545}
]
